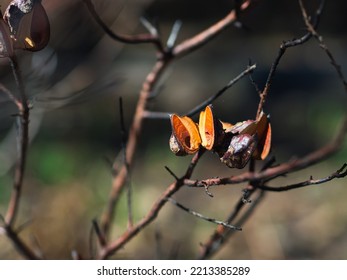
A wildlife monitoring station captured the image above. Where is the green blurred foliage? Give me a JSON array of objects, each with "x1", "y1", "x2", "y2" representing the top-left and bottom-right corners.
[{"x1": 30, "y1": 144, "x2": 78, "y2": 185}]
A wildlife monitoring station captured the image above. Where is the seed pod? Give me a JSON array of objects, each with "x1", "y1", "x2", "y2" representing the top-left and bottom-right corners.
[
  {"x1": 220, "y1": 134, "x2": 257, "y2": 169},
  {"x1": 0, "y1": 18, "x2": 14, "y2": 57},
  {"x1": 198, "y1": 105, "x2": 224, "y2": 151},
  {"x1": 169, "y1": 114, "x2": 201, "y2": 156},
  {"x1": 253, "y1": 111, "x2": 272, "y2": 160},
  {"x1": 222, "y1": 111, "x2": 272, "y2": 163},
  {"x1": 3, "y1": 0, "x2": 50, "y2": 51},
  {"x1": 225, "y1": 119, "x2": 257, "y2": 135}
]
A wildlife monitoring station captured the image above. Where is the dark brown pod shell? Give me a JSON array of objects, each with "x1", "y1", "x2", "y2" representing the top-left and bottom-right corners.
[
  {"x1": 4, "y1": 0, "x2": 50, "y2": 51},
  {"x1": 0, "y1": 18, "x2": 14, "y2": 57},
  {"x1": 220, "y1": 134, "x2": 257, "y2": 169}
]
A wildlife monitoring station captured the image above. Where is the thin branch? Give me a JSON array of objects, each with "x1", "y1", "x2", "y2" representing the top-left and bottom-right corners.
[
  {"x1": 248, "y1": 69, "x2": 262, "y2": 96},
  {"x1": 29, "y1": 234, "x2": 45, "y2": 259},
  {"x1": 166, "y1": 20, "x2": 182, "y2": 49},
  {"x1": 5, "y1": 57, "x2": 29, "y2": 227},
  {"x1": 82, "y1": 0, "x2": 164, "y2": 52},
  {"x1": 299, "y1": 0, "x2": 347, "y2": 93},
  {"x1": 142, "y1": 63, "x2": 256, "y2": 120},
  {"x1": 259, "y1": 163, "x2": 347, "y2": 192},
  {"x1": 195, "y1": 3, "x2": 347, "y2": 254},
  {"x1": 164, "y1": 166, "x2": 180, "y2": 181},
  {"x1": 98, "y1": 0, "x2": 255, "y2": 238},
  {"x1": 198, "y1": 189, "x2": 265, "y2": 259},
  {"x1": 100, "y1": 59, "x2": 169, "y2": 238},
  {"x1": 96, "y1": 0, "x2": 256, "y2": 257},
  {"x1": 15, "y1": 219, "x2": 34, "y2": 234},
  {"x1": 140, "y1": 17, "x2": 158, "y2": 37},
  {"x1": 2, "y1": 226, "x2": 39, "y2": 260},
  {"x1": 198, "y1": 154, "x2": 273, "y2": 259},
  {"x1": 0, "y1": 83, "x2": 21, "y2": 108},
  {"x1": 184, "y1": 123, "x2": 347, "y2": 188},
  {"x1": 256, "y1": 0, "x2": 325, "y2": 118},
  {"x1": 142, "y1": 111, "x2": 171, "y2": 119},
  {"x1": 167, "y1": 197, "x2": 242, "y2": 231},
  {"x1": 98, "y1": 149, "x2": 204, "y2": 259},
  {"x1": 119, "y1": 97, "x2": 133, "y2": 228},
  {"x1": 186, "y1": 63, "x2": 256, "y2": 117},
  {"x1": 172, "y1": 0, "x2": 255, "y2": 58},
  {"x1": 1, "y1": 54, "x2": 36, "y2": 259},
  {"x1": 92, "y1": 219, "x2": 106, "y2": 247},
  {"x1": 196, "y1": 2, "x2": 347, "y2": 259}
]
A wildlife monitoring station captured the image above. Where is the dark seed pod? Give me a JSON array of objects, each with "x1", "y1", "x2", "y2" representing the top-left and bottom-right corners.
[
  {"x1": 0, "y1": 18, "x2": 14, "y2": 57},
  {"x1": 3, "y1": 0, "x2": 50, "y2": 51},
  {"x1": 220, "y1": 134, "x2": 257, "y2": 169}
]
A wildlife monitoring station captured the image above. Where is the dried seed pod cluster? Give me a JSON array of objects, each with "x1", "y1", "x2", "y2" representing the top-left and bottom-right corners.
[
  {"x1": 0, "y1": 0, "x2": 50, "y2": 57},
  {"x1": 169, "y1": 105, "x2": 271, "y2": 169}
]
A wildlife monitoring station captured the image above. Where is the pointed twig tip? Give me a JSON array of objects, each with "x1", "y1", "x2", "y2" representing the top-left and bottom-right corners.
[
  {"x1": 165, "y1": 166, "x2": 179, "y2": 181},
  {"x1": 167, "y1": 20, "x2": 183, "y2": 49}
]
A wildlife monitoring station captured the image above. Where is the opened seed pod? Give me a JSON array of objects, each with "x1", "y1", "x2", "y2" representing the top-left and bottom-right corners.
[
  {"x1": 198, "y1": 105, "x2": 224, "y2": 150},
  {"x1": 169, "y1": 114, "x2": 201, "y2": 156},
  {"x1": 253, "y1": 111, "x2": 271, "y2": 160},
  {"x1": 220, "y1": 134, "x2": 257, "y2": 169}
]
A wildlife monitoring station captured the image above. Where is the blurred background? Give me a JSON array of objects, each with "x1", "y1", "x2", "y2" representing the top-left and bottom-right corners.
[{"x1": 1, "y1": 0, "x2": 347, "y2": 259}]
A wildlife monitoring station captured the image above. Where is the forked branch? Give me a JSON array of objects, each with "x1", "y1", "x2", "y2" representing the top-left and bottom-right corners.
[
  {"x1": 84, "y1": 0, "x2": 259, "y2": 246},
  {"x1": 198, "y1": 0, "x2": 347, "y2": 259}
]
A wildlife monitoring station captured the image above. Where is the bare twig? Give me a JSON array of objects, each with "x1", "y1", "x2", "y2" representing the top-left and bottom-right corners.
[
  {"x1": 184, "y1": 143, "x2": 344, "y2": 189},
  {"x1": 299, "y1": 0, "x2": 347, "y2": 93},
  {"x1": 98, "y1": 150, "x2": 204, "y2": 259},
  {"x1": 29, "y1": 234, "x2": 45, "y2": 259},
  {"x1": 92, "y1": 219, "x2": 107, "y2": 247},
  {"x1": 2, "y1": 225, "x2": 39, "y2": 260},
  {"x1": 142, "y1": 63, "x2": 256, "y2": 119},
  {"x1": 198, "y1": 155, "x2": 272, "y2": 259},
  {"x1": 100, "y1": 59, "x2": 169, "y2": 238},
  {"x1": 15, "y1": 219, "x2": 34, "y2": 234},
  {"x1": 164, "y1": 166, "x2": 180, "y2": 181},
  {"x1": 119, "y1": 97, "x2": 133, "y2": 228},
  {"x1": 166, "y1": 20, "x2": 182, "y2": 49},
  {"x1": 1, "y1": 55, "x2": 37, "y2": 260},
  {"x1": 0, "y1": 83, "x2": 21, "y2": 108},
  {"x1": 172, "y1": 0, "x2": 255, "y2": 57},
  {"x1": 186, "y1": 64, "x2": 256, "y2": 117},
  {"x1": 259, "y1": 163, "x2": 347, "y2": 192},
  {"x1": 198, "y1": 189, "x2": 265, "y2": 259},
  {"x1": 167, "y1": 197, "x2": 242, "y2": 231},
  {"x1": 140, "y1": 17, "x2": 158, "y2": 37},
  {"x1": 4, "y1": 57, "x2": 30, "y2": 227},
  {"x1": 256, "y1": 0, "x2": 325, "y2": 118},
  {"x1": 82, "y1": 0, "x2": 164, "y2": 52},
  {"x1": 184, "y1": 110, "x2": 347, "y2": 188}
]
